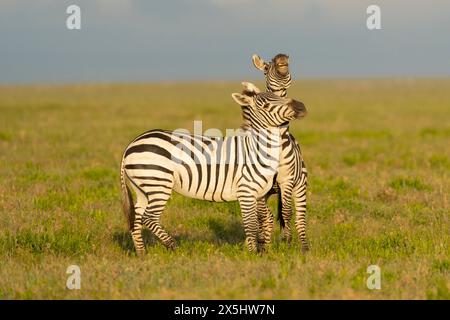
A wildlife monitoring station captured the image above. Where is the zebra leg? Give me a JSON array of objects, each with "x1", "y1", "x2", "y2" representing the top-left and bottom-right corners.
[
  {"x1": 131, "y1": 207, "x2": 145, "y2": 255},
  {"x1": 256, "y1": 198, "x2": 266, "y2": 244},
  {"x1": 238, "y1": 195, "x2": 259, "y2": 253},
  {"x1": 129, "y1": 185, "x2": 148, "y2": 255},
  {"x1": 142, "y1": 195, "x2": 176, "y2": 250},
  {"x1": 280, "y1": 183, "x2": 294, "y2": 243},
  {"x1": 264, "y1": 199, "x2": 274, "y2": 244},
  {"x1": 256, "y1": 197, "x2": 274, "y2": 246},
  {"x1": 294, "y1": 167, "x2": 309, "y2": 253}
]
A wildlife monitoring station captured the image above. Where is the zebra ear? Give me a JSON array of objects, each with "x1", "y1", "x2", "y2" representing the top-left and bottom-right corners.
[
  {"x1": 231, "y1": 93, "x2": 252, "y2": 106},
  {"x1": 241, "y1": 82, "x2": 261, "y2": 94},
  {"x1": 252, "y1": 54, "x2": 268, "y2": 72}
]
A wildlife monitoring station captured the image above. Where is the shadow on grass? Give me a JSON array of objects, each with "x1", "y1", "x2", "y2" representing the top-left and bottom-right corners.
[
  {"x1": 113, "y1": 217, "x2": 245, "y2": 253},
  {"x1": 113, "y1": 229, "x2": 158, "y2": 254},
  {"x1": 205, "y1": 217, "x2": 244, "y2": 245}
]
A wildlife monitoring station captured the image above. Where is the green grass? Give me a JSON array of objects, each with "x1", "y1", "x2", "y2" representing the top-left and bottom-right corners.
[{"x1": 0, "y1": 79, "x2": 449, "y2": 299}]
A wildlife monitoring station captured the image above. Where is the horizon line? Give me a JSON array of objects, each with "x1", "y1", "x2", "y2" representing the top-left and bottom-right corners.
[{"x1": 1, "y1": 76, "x2": 450, "y2": 88}]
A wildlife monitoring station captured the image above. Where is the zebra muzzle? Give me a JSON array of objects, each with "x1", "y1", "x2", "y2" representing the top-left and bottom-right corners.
[{"x1": 289, "y1": 100, "x2": 307, "y2": 119}]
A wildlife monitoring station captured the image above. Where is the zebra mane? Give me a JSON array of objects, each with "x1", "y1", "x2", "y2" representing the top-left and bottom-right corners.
[
  {"x1": 240, "y1": 106, "x2": 252, "y2": 131},
  {"x1": 242, "y1": 89, "x2": 256, "y2": 97},
  {"x1": 239, "y1": 82, "x2": 260, "y2": 130},
  {"x1": 240, "y1": 90, "x2": 254, "y2": 131}
]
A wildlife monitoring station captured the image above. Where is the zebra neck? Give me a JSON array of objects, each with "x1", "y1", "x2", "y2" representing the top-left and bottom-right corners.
[
  {"x1": 244, "y1": 125, "x2": 290, "y2": 142},
  {"x1": 244, "y1": 128, "x2": 283, "y2": 169},
  {"x1": 267, "y1": 88, "x2": 287, "y2": 98},
  {"x1": 246, "y1": 127, "x2": 283, "y2": 152},
  {"x1": 266, "y1": 64, "x2": 291, "y2": 96},
  {"x1": 279, "y1": 124, "x2": 298, "y2": 151},
  {"x1": 279, "y1": 123, "x2": 290, "y2": 136},
  {"x1": 247, "y1": 125, "x2": 283, "y2": 134}
]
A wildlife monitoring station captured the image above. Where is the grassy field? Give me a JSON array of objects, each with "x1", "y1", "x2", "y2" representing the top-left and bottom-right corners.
[{"x1": 0, "y1": 79, "x2": 448, "y2": 299}]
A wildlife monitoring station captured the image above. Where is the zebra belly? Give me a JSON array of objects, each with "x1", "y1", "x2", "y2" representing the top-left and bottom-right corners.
[
  {"x1": 172, "y1": 177, "x2": 274, "y2": 202},
  {"x1": 172, "y1": 165, "x2": 240, "y2": 202},
  {"x1": 172, "y1": 183, "x2": 239, "y2": 202}
]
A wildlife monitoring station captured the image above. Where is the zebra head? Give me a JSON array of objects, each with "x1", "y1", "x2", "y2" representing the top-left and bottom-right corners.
[
  {"x1": 252, "y1": 53, "x2": 292, "y2": 97},
  {"x1": 232, "y1": 82, "x2": 306, "y2": 130}
]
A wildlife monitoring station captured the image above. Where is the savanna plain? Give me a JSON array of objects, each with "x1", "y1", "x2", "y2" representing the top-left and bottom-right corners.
[{"x1": 0, "y1": 79, "x2": 448, "y2": 299}]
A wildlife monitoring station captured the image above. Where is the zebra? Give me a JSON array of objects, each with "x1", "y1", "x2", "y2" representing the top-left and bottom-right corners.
[
  {"x1": 120, "y1": 84, "x2": 307, "y2": 254},
  {"x1": 252, "y1": 53, "x2": 308, "y2": 248},
  {"x1": 240, "y1": 82, "x2": 310, "y2": 252},
  {"x1": 252, "y1": 53, "x2": 292, "y2": 98}
]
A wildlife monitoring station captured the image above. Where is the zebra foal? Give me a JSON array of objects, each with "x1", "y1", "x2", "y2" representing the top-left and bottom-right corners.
[{"x1": 120, "y1": 86, "x2": 307, "y2": 254}]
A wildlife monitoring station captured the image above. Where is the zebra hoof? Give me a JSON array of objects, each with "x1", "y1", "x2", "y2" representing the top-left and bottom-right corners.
[
  {"x1": 259, "y1": 246, "x2": 268, "y2": 254},
  {"x1": 135, "y1": 249, "x2": 146, "y2": 257},
  {"x1": 165, "y1": 241, "x2": 177, "y2": 250},
  {"x1": 301, "y1": 244, "x2": 310, "y2": 253}
]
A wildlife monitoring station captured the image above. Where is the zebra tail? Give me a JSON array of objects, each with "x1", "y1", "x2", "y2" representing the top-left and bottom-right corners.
[
  {"x1": 277, "y1": 191, "x2": 285, "y2": 228},
  {"x1": 120, "y1": 157, "x2": 135, "y2": 231}
]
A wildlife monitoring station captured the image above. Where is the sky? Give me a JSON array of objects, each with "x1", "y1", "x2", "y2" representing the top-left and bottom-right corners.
[{"x1": 1, "y1": 0, "x2": 450, "y2": 83}]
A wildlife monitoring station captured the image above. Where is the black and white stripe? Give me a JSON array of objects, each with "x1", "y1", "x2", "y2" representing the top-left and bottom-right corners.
[
  {"x1": 252, "y1": 53, "x2": 292, "y2": 98},
  {"x1": 251, "y1": 54, "x2": 309, "y2": 251},
  {"x1": 265, "y1": 63, "x2": 291, "y2": 98},
  {"x1": 120, "y1": 87, "x2": 306, "y2": 254}
]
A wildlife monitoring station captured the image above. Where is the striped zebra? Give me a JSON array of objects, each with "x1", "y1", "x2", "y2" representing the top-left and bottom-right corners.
[
  {"x1": 120, "y1": 84, "x2": 307, "y2": 254},
  {"x1": 252, "y1": 53, "x2": 309, "y2": 251},
  {"x1": 241, "y1": 82, "x2": 310, "y2": 252},
  {"x1": 252, "y1": 53, "x2": 292, "y2": 98}
]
